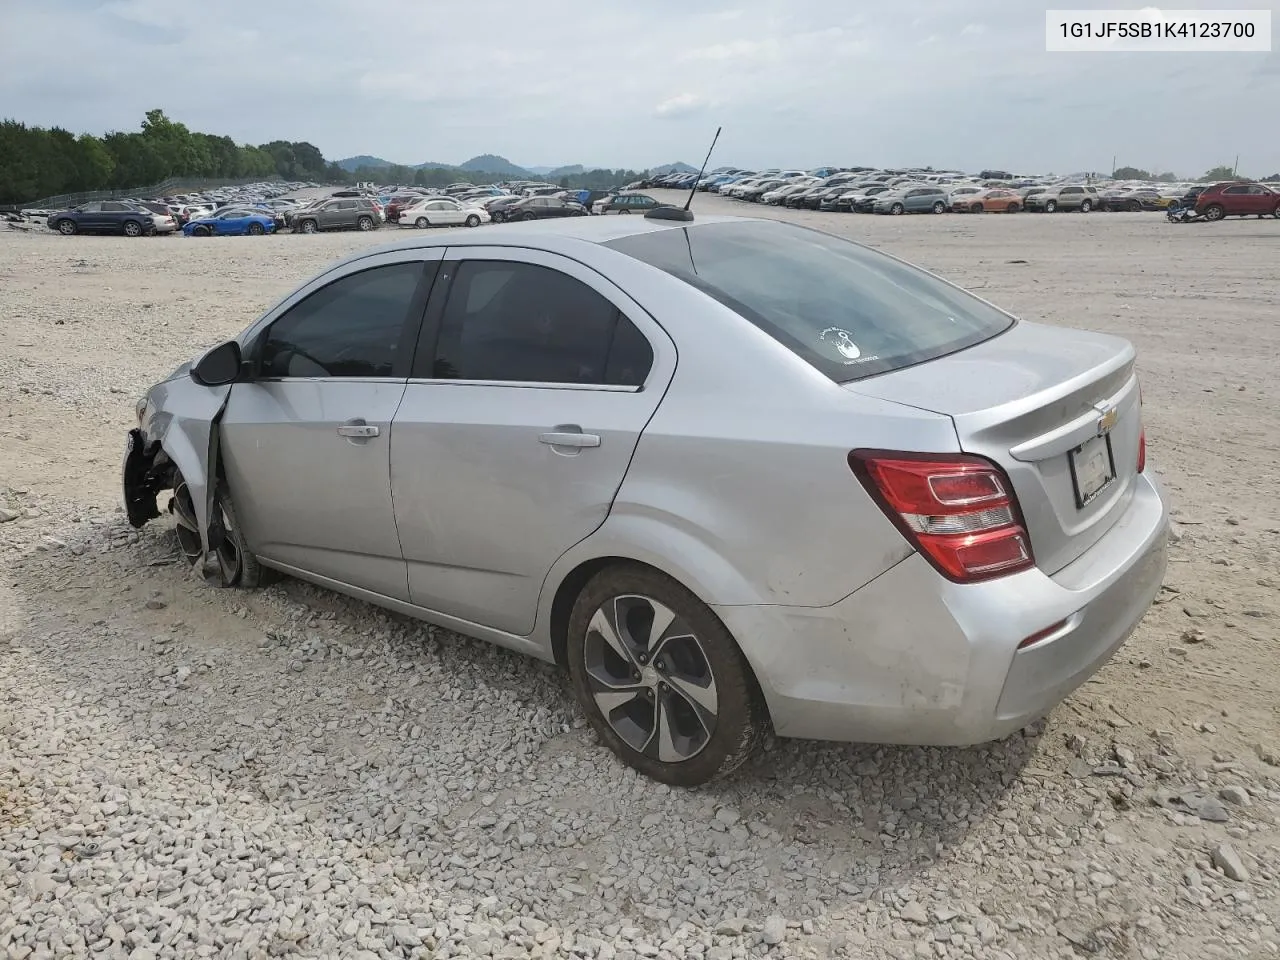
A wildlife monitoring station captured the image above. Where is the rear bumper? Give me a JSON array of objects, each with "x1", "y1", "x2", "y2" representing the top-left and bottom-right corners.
[{"x1": 715, "y1": 470, "x2": 1169, "y2": 746}]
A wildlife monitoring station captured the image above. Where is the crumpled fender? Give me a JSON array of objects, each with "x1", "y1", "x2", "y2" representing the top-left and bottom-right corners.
[{"x1": 144, "y1": 374, "x2": 232, "y2": 556}]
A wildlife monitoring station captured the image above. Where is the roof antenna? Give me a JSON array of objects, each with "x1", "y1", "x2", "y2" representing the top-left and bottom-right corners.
[{"x1": 646, "y1": 126, "x2": 720, "y2": 222}]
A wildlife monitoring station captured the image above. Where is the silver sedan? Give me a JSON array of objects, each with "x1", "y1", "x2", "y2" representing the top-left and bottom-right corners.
[{"x1": 123, "y1": 213, "x2": 1169, "y2": 786}]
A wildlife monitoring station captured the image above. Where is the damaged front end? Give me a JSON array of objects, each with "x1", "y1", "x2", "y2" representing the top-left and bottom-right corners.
[
  {"x1": 122, "y1": 427, "x2": 169, "y2": 528},
  {"x1": 121, "y1": 364, "x2": 234, "y2": 558}
]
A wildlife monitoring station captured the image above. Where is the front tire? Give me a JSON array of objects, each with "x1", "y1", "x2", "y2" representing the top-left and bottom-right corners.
[
  {"x1": 1007, "y1": 203, "x2": 1019, "y2": 213},
  {"x1": 971, "y1": 203, "x2": 984, "y2": 214},
  {"x1": 300, "y1": 219, "x2": 318, "y2": 234},
  {"x1": 465, "y1": 214, "x2": 481, "y2": 227},
  {"x1": 248, "y1": 222, "x2": 265, "y2": 236},
  {"x1": 193, "y1": 226, "x2": 211, "y2": 237},
  {"x1": 932, "y1": 201, "x2": 945, "y2": 214},
  {"x1": 207, "y1": 484, "x2": 269, "y2": 588},
  {"x1": 1045, "y1": 200, "x2": 1058, "y2": 213},
  {"x1": 56, "y1": 219, "x2": 77, "y2": 236},
  {"x1": 415, "y1": 217, "x2": 429, "y2": 229},
  {"x1": 567, "y1": 564, "x2": 766, "y2": 787},
  {"x1": 1203, "y1": 204, "x2": 1225, "y2": 221},
  {"x1": 890, "y1": 202, "x2": 904, "y2": 215}
]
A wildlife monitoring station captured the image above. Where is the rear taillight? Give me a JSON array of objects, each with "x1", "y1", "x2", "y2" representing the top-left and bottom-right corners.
[{"x1": 849, "y1": 451, "x2": 1035, "y2": 583}]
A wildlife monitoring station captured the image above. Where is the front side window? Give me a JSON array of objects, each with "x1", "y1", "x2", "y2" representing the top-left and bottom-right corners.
[
  {"x1": 259, "y1": 262, "x2": 424, "y2": 379},
  {"x1": 606, "y1": 220, "x2": 1013, "y2": 383},
  {"x1": 428, "y1": 260, "x2": 653, "y2": 386}
]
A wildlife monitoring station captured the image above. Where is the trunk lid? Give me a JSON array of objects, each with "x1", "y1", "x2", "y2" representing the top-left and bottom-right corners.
[{"x1": 846, "y1": 320, "x2": 1142, "y2": 575}]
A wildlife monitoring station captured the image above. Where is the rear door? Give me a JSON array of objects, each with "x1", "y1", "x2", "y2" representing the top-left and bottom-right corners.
[{"x1": 389, "y1": 246, "x2": 676, "y2": 635}]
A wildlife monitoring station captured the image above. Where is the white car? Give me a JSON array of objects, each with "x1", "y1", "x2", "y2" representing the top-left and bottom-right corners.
[{"x1": 398, "y1": 197, "x2": 491, "y2": 229}]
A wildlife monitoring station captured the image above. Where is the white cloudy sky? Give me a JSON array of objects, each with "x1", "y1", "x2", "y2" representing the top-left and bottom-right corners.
[{"x1": 2, "y1": 0, "x2": 1278, "y2": 176}]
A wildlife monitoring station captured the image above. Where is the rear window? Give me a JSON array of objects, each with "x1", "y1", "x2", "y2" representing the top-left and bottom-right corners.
[{"x1": 605, "y1": 220, "x2": 1014, "y2": 382}]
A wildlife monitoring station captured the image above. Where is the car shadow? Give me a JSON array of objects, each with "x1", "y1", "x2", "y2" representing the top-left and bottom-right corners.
[{"x1": 5, "y1": 514, "x2": 1041, "y2": 926}]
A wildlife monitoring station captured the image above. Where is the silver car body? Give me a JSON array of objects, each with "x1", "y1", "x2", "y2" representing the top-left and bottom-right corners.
[{"x1": 129, "y1": 215, "x2": 1169, "y2": 747}]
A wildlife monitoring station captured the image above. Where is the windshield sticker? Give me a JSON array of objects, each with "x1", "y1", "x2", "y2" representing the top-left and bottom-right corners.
[{"x1": 819, "y1": 327, "x2": 879, "y2": 365}]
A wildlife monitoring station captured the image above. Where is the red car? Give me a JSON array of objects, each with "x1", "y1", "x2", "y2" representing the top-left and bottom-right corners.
[{"x1": 1195, "y1": 181, "x2": 1280, "y2": 221}]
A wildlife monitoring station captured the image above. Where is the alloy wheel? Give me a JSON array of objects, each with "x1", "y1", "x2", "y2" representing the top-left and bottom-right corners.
[
  {"x1": 170, "y1": 481, "x2": 204, "y2": 566},
  {"x1": 212, "y1": 499, "x2": 242, "y2": 585},
  {"x1": 583, "y1": 595, "x2": 718, "y2": 763}
]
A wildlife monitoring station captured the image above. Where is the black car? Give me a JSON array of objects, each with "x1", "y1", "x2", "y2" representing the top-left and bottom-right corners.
[
  {"x1": 506, "y1": 197, "x2": 588, "y2": 221},
  {"x1": 46, "y1": 201, "x2": 159, "y2": 237},
  {"x1": 486, "y1": 196, "x2": 526, "y2": 223},
  {"x1": 595, "y1": 193, "x2": 665, "y2": 215}
]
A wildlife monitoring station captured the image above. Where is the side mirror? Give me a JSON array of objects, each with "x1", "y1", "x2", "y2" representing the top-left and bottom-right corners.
[{"x1": 190, "y1": 340, "x2": 242, "y2": 387}]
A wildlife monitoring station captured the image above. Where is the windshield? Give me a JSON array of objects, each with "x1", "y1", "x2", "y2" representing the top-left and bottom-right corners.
[{"x1": 605, "y1": 219, "x2": 1015, "y2": 382}]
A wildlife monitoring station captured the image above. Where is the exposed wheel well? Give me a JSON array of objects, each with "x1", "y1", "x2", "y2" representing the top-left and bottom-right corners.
[{"x1": 549, "y1": 556, "x2": 628, "y2": 667}]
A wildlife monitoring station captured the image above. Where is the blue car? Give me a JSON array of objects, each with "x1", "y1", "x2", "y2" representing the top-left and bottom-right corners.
[{"x1": 183, "y1": 208, "x2": 277, "y2": 237}]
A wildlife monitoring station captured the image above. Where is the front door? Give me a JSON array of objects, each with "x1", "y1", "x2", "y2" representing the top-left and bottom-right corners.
[
  {"x1": 219, "y1": 253, "x2": 441, "y2": 599},
  {"x1": 389, "y1": 247, "x2": 675, "y2": 635}
]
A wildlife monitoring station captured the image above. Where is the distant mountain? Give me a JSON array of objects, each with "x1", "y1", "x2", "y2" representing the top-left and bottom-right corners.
[
  {"x1": 546, "y1": 164, "x2": 584, "y2": 178},
  {"x1": 457, "y1": 154, "x2": 531, "y2": 177},
  {"x1": 414, "y1": 161, "x2": 455, "y2": 170},
  {"x1": 336, "y1": 155, "x2": 391, "y2": 171},
  {"x1": 651, "y1": 161, "x2": 697, "y2": 174}
]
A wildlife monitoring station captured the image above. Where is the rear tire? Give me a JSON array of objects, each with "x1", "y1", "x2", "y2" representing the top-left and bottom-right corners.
[
  {"x1": 123, "y1": 220, "x2": 143, "y2": 237},
  {"x1": 567, "y1": 563, "x2": 767, "y2": 787},
  {"x1": 357, "y1": 216, "x2": 374, "y2": 231},
  {"x1": 1080, "y1": 199, "x2": 1093, "y2": 213}
]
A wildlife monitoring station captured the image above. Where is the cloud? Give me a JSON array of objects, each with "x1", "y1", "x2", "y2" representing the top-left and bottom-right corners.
[
  {"x1": 654, "y1": 93, "x2": 711, "y2": 118},
  {"x1": 0, "y1": 0, "x2": 1275, "y2": 177}
]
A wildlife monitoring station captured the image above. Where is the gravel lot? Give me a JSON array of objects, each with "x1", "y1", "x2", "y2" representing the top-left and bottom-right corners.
[{"x1": 1, "y1": 191, "x2": 1277, "y2": 960}]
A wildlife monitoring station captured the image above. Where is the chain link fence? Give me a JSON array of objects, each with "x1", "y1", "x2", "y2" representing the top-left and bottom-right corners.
[{"x1": 18, "y1": 175, "x2": 285, "y2": 210}]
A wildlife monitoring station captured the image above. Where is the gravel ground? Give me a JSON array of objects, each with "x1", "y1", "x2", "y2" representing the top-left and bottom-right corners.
[{"x1": 1, "y1": 192, "x2": 1277, "y2": 960}]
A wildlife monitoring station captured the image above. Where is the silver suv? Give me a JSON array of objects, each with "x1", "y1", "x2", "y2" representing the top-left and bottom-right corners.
[
  {"x1": 289, "y1": 198, "x2": 381, "y2": 234},
  {"x1": 1025, "y1": 185, "x2": 1100, "y2": 213}
]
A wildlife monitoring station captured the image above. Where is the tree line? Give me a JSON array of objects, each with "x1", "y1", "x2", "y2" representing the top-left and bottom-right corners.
[
  {"x1": 340, "y1": 162, "x2": 649, "y2": 191},
  {"x1": 1113, "y1": 164, "x2": 1280, "y2": 182},
  {"x1": 0, "y1": 109, "x2": 651, "y2": 205}
]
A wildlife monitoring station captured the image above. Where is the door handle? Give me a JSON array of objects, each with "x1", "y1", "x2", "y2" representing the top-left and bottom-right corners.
[
  {"x1": 539, "y1": 431, "x2": 600, "y2": 448},
  {"x1": 337, "y1": 421, "x2": 379, "y2": 438}
]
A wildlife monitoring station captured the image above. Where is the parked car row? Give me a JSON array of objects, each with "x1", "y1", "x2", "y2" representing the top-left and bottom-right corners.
[
  {"x1": 637, "y1": 167, "x2": 1280, "y2": 221},
  {"x1": 34, "y1": 181, "x2": 312, "y2": 237}
]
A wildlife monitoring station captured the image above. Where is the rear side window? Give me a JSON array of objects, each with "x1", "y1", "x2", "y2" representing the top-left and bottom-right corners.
[
  {"x1": 427, "y1": 260, "x2": 652, "y2": 386},
  {"x1": 606, "y1": 220, "x2": 1013, "y2": 383}
]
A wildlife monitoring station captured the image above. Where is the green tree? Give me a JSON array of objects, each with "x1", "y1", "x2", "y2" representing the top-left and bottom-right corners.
[
  {"x1": 1201, "y1": 165, "x2": 1238, "y2": 182},
  {"x1": 1112, "y1": 165, "x2": 1151, "y2": 180}
]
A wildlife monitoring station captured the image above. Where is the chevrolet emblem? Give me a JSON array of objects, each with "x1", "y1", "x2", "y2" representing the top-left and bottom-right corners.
[{"x1": 1096, "y1": 406, "x2": 1119, "y2": 436}]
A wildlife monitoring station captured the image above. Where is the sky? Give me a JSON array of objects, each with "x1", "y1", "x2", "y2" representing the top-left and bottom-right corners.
[{"x1": 2, "y1": 0, "x2": 1278, "y2": 177}]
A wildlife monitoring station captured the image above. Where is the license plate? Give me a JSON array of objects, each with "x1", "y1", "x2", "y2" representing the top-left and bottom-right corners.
[{"x1": 1069, "y1": 433, "x2": 1116, "y2": 508}]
